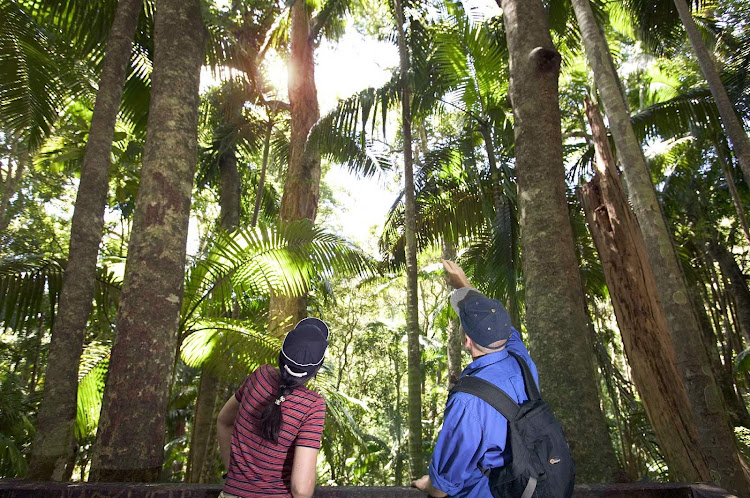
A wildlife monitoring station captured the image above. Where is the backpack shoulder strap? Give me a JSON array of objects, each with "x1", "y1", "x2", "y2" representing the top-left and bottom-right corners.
[
  {"x1": 507, "y1": 351, "x2": 540, "y2": 401},
  {"x1": 450, "y1": 376, "x2": 520, "y2": 420}
]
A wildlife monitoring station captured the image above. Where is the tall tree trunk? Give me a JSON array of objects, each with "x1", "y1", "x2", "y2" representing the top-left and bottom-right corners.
[
  {"x1": 251, "y1": 120, "x2": 274, "y2": 227},
  {"x1": 442, "y1": 242, "x2": 461, "y2": 390},
  {"x1": 393, "y1": 0, "x2": 423, "y2": 479},
  {"x1": 497, "y1": 0, "x2": 620, "y2": 482},
  {"x1": 673, "y1": 0, "x2": 750, "y2": 186},
  {"x1": 267, "y1": 1, "x2": 321, "y2": 338},
  {"x1": 713, "y1": 137, "x2": 750, "y2": 247},
  {"x1": 27, "y1": 0, "x2": 144, "y2": 481},
  {"x1": 571, "y1": 1, "x2": 750, "y2": 492},
  {"x1": 581, "y1": 96, "x2": 711, "y2": 482},
  {"x1": 187, "y1": 146, "x2": 240, "y2": 483},
  {"x1": 88, "y1": 0, "x2": 205, "y2": 481}
]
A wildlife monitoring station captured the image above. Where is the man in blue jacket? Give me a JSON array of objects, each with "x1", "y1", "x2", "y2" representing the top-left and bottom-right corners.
[{"x1": 412, "y1": 260, "x2": 539, "y2": 498}]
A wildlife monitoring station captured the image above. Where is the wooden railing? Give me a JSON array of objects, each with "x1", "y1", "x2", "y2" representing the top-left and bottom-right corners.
[{"x1": 0, "y1": 479, "x2": 733, "y2": 497}]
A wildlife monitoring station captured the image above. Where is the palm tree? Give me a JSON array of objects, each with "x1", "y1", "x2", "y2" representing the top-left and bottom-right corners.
[
  {"x1": 390, "y1": 0, "x2": 423, "y2": 478},
  {"x1": 671, "y1": 0, "x2": 750, "y2": 186},
  {"x1": 88, "y1": 0, "x2": 206, "y2": 481},
  {"x1": 27, "y1": 0, "x2": 147, "y2": 480},
  {"x1": 570, "y1": 0, "x2": 750, "y2": 490}
]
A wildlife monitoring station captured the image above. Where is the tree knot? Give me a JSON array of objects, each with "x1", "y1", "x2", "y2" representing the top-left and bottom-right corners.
[{"x1": 529, "y1": 47, "x2": 561, "y2": 73}]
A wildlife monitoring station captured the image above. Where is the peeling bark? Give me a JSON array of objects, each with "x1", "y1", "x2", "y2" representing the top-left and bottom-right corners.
[
  {"x1": 27, "y1": 0, "x2": 144, "y2": 481},
  {"x1": 89, "y1": 0, "x2": 205, "y2": 482},
  {"x1": 571, "y1": 0, "x2": 750, "y2": 492},
  {"x1": 581, "y1": 96, "x2": 710, "y2": 482},
  {"x1": 498, "y1": 0, "x2": 620, "y2": 482}
]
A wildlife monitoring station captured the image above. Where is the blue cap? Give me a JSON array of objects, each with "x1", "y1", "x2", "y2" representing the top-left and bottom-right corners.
[{"x1": 450, "y1": 288, "x2": 512, "y2": 348}]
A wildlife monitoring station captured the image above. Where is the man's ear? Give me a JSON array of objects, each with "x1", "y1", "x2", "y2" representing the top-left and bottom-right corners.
[{"x1": 463, "y1": 333, "x2": 473, "y2": 350}]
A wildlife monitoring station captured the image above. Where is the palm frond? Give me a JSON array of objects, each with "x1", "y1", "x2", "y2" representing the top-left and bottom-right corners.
[
  {"x1": 181, "y1": 319, "x2": 279, "y2": 383},
  {"x1": 181, "y1": 220, "x2": 377, "y2": 329},
  {"x1": 0, "y1": 1, "x2": 70, "y2": 149},
  {"x1": 630, "y1": 87, "x2": 721, "y2": 142},
  {"x1": 75, "y1": 341, "x2": 109, "y2": 439},
  {"x1": 0, "y1": 255, "x2": 63, "y2": 335}
]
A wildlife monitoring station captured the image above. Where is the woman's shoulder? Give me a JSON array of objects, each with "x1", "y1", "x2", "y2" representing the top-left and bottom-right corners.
[{"x1": 295, "y1": 385, "x2": 326, "y2": 409}]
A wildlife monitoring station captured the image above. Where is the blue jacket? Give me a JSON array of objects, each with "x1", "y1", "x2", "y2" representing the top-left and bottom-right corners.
[{"x1": 428, "y1": 329, "x2": 539, "y2": 497}]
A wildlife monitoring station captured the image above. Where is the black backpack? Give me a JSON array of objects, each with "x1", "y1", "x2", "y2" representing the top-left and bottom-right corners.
[{"x1": 449, "y1": 351, "x2": 575, "y2": 498}]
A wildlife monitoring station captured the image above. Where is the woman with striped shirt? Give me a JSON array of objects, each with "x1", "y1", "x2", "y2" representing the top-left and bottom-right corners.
[{"x1": 217, "y1": 318, "x2": 329, "y2": 498}]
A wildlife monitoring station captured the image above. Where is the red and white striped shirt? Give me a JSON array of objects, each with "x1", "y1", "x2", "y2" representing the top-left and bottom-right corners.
[{"x1": 223, "y1": 364, "x2": 326, "y2": 498}]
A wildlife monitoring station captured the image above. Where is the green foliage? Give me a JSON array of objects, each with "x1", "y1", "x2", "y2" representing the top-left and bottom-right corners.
[{"x1": 0, "y1": 370, "x2": 35, "y2": 477}]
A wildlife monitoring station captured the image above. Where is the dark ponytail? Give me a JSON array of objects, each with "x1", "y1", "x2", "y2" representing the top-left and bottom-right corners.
[
  {"x1": 261, "y1": 318, "x2": 328, "y2": 443},
  {"x1": 259, "y1": 357, "x2": 320, "y2": 443}
]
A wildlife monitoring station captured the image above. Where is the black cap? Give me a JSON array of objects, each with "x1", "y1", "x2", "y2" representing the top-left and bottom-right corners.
[
  {"x1": 279, "y1": 318, "x2": 329, "y2": 378},
  {"x1": 450, "y1": 287, "x2": 512, "y2": 348}
]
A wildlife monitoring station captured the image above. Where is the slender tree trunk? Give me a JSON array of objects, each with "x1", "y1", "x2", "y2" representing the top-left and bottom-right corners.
[
  {"x1": 497, "y1": 0, "x2": 620, "y2": 482},
  {"x1": 0, "y1": 148, "x2": 26, "y2": 234},
  {"x1": 218, "y1": 148, "x2": 241, "y2": 232},
  {"x1": 442, "y1": 242, "x2": 462, "y2": 390},
  {"x1": 581, "y1": 96, "x2": 711, "y2": 482},
  {"x1": 27, "y1": 0, "x2": 144, "y2": 481},
  {"x1": 28, "y1": 312, "x2": 45, "y2": 395},
  {"x1": 186, "y1": 371, "x2": 221, "y2": 482},
  {"x1": 690, "y1": 276, "x2": 750, "y2": 428},
  {"x1": 268, "y1": 1, "x2": 321, "y2": 337},
  {"x1": 251, "y1": 120, "x2": 274, "y2": 227},
  {"x1": 706, "y1": 234, "x2": 750, "y2": 343},
  {"x1": 571, "y1": 1, "x2": 750, "y2": 492},
  {"x1": 187, "y1": 145, "x2": 240, "y2": 483},
  {"x1": 88, "y1": 0, "x2": 205, "y2": 481},
  {"x1": 673, "y1": 0, "x2": 750, "y2": 186},
  {"x1": 393, "y1": 0, "x2": 423, "y2": 479},
  {"x1": 713, "y1": 138, "x2": 750, "y2": 247}
]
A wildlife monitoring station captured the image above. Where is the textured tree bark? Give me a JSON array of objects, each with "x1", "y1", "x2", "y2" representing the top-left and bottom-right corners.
[
  {"x1": 581, "y1": 96, "x2": 711, "y2": 482},
  {"x1": 393, "y1": 0, "x2": 423, "y2": 479},
  {"x1": 267, "y1": 1, "x2": 321, "y2": 338},
  {"x1": 88, "y1": 0, "x2": 205, "y2": 481},
  {"x1": 27, "y1": 0, "x2": 144, "y2": 481},
  {"x1": 673, "y1": 0, "x2": 750, "y2": 186},
  {"x1": 571, "y1": 1, "x2": 750, "y2": 493},
  {"x1": 497, "y1": 0, "x2": 620, "y2": 482}
]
